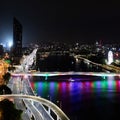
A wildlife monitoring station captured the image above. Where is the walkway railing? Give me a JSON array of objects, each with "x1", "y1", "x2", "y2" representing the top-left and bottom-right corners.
[{"x1": 0, "y1": 94, "x2": 70, "y2": 120}]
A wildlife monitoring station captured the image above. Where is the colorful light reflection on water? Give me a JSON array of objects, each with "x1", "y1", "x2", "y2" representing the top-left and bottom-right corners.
[{"x1": 30, "y1": 75, "x2": 120, "y2": 119}]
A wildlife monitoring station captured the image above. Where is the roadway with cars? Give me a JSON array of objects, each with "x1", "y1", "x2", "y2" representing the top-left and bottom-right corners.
[{"x1": 7, "y1": 76, "x2": 55, "y2": 120}]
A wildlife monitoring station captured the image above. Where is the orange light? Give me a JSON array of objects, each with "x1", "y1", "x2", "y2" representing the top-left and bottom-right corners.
[{"x1": 0, "y1": 60, "x2": 9, "y2": 79}]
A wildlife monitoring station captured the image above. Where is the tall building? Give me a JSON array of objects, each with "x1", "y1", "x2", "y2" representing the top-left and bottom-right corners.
[
  {"x1": 13, "y1": 17, "x2": 22, "y2": 56},
  {"x1": 0, "y1": 45, "x2": 4, "y2": 56}
]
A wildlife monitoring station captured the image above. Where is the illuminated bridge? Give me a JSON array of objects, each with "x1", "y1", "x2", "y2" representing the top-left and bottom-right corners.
[
  {"x1": 75, "y1": 55, "x2": 120, "y2": 73},
  {"x1": 11, "y1": 71, "x2": 120, "y2": 78}
]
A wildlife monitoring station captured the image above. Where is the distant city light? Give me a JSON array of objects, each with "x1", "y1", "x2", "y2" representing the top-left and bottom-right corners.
[
  {"x1": 8, "y1": 40, "x2": 13, "y2": 48},
  {"x1": 107, "y1": 51, "x2": 113, "y2": 65}
]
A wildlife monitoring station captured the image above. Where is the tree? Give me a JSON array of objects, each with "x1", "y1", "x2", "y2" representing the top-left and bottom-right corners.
[
  {"x1": 3, "y1": 72, "x2": 11, "y2": 84},
  {"x1": 0, "y1": 99, "x2": 23, "y2": 120},
  {"x1": 0, "y1": 85, "x2": 12, "y2": 95}
]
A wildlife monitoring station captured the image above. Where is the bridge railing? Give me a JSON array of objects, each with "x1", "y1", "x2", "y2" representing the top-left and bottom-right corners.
[{"x1": 0, "y1": 94, "x2": 70, "y2": 120}]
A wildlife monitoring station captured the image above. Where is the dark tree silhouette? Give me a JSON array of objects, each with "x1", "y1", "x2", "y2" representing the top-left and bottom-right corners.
[
  {"x1": 0, "y1": 85, "x2": 12, "y2": 95},
  {"x1": 0, "y1": 99, "x2": 23, "y2": 120},
  {"x1": 3, "y1": 72, "x2": 11, "y2": 84}
]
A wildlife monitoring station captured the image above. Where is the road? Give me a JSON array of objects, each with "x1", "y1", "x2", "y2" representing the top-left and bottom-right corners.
[
  {"x1": 7, "y1": 76, "x2": 54, "y2": 120},
  {"x1": 75, "y1": 55, "x2": 120, "y2": 72}
]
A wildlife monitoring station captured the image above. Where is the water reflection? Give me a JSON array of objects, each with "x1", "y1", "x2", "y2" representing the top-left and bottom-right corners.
[{"x1": 30, "y1": 76, "x2": 120, "y2": 119}]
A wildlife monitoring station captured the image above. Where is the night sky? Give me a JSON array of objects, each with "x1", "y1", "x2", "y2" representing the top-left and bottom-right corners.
[{"x1": 0, "y1": 1, "x2": 120, "y2": 45}]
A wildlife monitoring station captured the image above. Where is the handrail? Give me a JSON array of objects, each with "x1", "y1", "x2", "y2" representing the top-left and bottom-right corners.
[{"x1": 0, "y1": 94, "x2": 70, "y2": 120}]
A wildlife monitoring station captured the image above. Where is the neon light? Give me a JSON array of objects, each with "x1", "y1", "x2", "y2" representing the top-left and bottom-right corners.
[
  {"x1": 11, "y1": 72, "x2": 120, "y2": 78},
  {"x1": 45, "y1": 73, "x2": 49, "y2": 80}
]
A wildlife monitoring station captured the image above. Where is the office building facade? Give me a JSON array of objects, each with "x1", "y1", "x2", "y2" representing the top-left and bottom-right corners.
[{"x1": 13, "y1": 17, "x2": 22, "y2": 56}]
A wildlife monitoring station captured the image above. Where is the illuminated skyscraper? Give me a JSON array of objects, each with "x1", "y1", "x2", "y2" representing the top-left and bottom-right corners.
[{"x1": 13, "y1": 17, "x2": 22, "y2": 56}]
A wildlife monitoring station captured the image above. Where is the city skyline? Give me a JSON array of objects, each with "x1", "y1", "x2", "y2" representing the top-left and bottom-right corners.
[{"x1": 0, "y1": 1, "x2": 120, "y2": 45}]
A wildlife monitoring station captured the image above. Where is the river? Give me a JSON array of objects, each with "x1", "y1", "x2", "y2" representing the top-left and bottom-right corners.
[{"x1": 30, "y1": 75, "x2": 120, "y2": 120}]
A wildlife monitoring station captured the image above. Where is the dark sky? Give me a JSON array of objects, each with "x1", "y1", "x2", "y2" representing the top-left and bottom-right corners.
[{"x1": 0, "y1": 1, "x2": 120, "y2": 45}]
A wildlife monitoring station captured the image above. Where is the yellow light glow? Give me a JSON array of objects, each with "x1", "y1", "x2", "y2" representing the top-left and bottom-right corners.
[{"x1": 0, "y1": 60, "x2": 9, "y2": 79}]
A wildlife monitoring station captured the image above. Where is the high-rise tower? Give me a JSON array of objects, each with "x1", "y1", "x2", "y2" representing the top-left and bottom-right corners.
[{"x1": 13, "y1": 17, "x2": 22, "y2": 56}]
